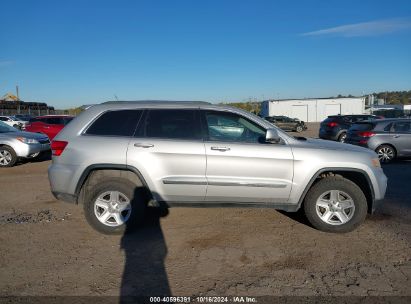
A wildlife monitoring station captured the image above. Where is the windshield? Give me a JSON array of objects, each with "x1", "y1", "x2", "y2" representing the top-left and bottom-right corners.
[{"x1": 0, "y1": 121, "x2": 18, "y2": 133}]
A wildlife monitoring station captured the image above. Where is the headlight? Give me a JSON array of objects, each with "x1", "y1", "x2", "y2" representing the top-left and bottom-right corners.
[
  {"x1": 371, "y1": 158, "x2": 381, "y2": 168},
  {"x1": 16, "y1": 137, "x2": 39, "y2": 144}
]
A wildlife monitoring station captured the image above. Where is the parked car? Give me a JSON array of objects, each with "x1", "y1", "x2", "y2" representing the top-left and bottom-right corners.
[
  {"x1": 265, "y1": 115, "x2": 307, "y2": 133},
  {"x1": 346, "y1": 118, "x2": 411, "y2": 163},
  {"x1": 25, "y1": 115, "x2": 74, "y2": 140},
  {"x1": 14, "y1": 114, "x2": 33, "y2": 122},
  {"x1": 0, "y1": 116, "x2": 26, "y2": 130},
  {"x1": 48, "y1": 101, "x2": 387, "y2": 234},
  {"x1": 0, "y1": 121, "x2": 50, "y2": 167},
  {"x1": 319, "y1": 114, "x2": 382, "y2": 142}
]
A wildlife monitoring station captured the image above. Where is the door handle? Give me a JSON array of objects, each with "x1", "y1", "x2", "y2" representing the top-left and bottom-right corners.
[
  {"x1": 393, "y1": 135, "x2": 400, "y2": 138},
  {"x1": 134, "y1": 143, "x2": 154, "y2": 148},
  {"x1": 211, "y1": 146, "x2": 230, "y2": 152}
]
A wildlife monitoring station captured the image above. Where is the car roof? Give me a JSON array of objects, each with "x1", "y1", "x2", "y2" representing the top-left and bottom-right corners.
[{"x1": 103, "y1": 100, "x2": 210, "y2": 106}]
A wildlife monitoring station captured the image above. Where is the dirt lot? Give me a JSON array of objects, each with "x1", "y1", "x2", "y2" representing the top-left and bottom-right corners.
[{"x1": 1, "y1": 124, "x2": 410, "y2": 298}]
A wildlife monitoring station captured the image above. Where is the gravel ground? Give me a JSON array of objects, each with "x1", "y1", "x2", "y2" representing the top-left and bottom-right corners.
[{"x1": 0, "y1": 123, "x2": 410, "y2": 298}]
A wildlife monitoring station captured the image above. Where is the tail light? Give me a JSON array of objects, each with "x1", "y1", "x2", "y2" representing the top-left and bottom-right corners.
[
  {"x1": 51, "y1": 140, "x2": 68, "y2": 156},
  {"x1": 327, "y1": 122, "x2": 338, "y2": 127},
  {"x1": 357, "y1": 131, "x2": 375, "y2": 137}
]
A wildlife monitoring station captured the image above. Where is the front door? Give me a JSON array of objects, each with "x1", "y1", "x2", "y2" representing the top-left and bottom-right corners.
[{"x1": 201, "y1": 110, "x2": 294, "y2": 204}]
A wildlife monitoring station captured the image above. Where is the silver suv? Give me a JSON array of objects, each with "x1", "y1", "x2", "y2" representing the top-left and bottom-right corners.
[{"x1": 48, "y1": 101, "x2": 387, "y2": 234}]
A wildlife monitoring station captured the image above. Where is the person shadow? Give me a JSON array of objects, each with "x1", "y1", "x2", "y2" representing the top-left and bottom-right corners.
[{"x1": 120, "y1": 187, "x2": 170, "y2": 303}]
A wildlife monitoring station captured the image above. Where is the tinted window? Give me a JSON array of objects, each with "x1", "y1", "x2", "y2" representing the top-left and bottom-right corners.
[
  {"x1": 86, "y1": 110, "x2": 142, "y2": 136},
  {"x1": 204, "y1": 111, "x2": 266, "y2": 143},
  {"x1": 142, "y1": 109, "x2": 201, "y2": 140},
  {"x1": 0, "y1": 117, "x2": 7, "y2": 121},
  {"x1": 63, "y1": 117, "x2": 73, "y2": 125},
  {"x1": 45, "y1": 117, "x2": 63, "y2": 125},
  {"x1": 350, "y1": 123, "x2": 374, "y2": 131},
  {"x1": 393, "y1": 121, "x2": 411, "y2": 133}
]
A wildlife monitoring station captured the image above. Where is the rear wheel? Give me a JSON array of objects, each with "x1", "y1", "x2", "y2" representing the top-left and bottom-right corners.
[
  {"x1": 303, "y1": 176, "x2": 367, "y2": 233},
  {"x1": 338, "y1": 132, "x2": 347, "y2": 143},
  {"x1": 376, "y1": 145, "x2": 396, "y2": 163},
  {"x1": 83, "y1": 179, "x2": 147, "y2": 234},
  {"x1": 0, "y1": 146, "x2": 17, "y2": 167}
]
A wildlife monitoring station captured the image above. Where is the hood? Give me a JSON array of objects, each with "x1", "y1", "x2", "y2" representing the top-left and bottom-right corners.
[
  {"x1": 293, "y1": 137, "x2": 375, "y2": 155},
  {"x1": 0, "y1": 130, "x2": 49, "y2": 141}
]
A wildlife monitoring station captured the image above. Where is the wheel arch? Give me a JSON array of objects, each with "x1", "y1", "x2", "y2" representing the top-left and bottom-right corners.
[
  {"x1": 297, "y1": 168, "x2": 375, "y2": 214},
  {"x1": 75, "y1": 164, "x2": 153, "y2": 205}
]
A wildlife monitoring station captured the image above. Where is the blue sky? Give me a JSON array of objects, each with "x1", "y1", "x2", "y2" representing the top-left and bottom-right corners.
[{"x1": 1, "y1": 0, "x2": 410, "y2": 108}]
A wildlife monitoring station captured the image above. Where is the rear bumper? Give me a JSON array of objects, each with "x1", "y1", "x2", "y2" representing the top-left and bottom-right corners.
[
  {"x1": 319, "y1": 132, "x2": 339, "y2": 141},
  {"x1": 51, "y1": 191, "x2": 77, "y2": 204}
]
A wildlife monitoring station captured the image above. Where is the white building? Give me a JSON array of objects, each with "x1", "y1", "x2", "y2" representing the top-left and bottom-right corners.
[{"x1": 260, "y1": 97, "x2": 365, "y2": 122}]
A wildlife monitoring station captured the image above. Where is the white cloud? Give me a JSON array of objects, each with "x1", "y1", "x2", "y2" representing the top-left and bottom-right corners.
[{"x1": 302, "y1": 18, "x2": 411, "y2": 37}]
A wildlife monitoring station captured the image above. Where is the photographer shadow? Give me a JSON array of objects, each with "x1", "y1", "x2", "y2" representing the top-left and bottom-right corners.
[{"x1": 120, "y1": 190, "x2": 170, "y2": 303}]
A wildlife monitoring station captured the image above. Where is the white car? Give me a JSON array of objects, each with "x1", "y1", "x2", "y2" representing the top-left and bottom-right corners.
[{"x1": 0, "y1": 116, "x2": 26, "y2": 130}]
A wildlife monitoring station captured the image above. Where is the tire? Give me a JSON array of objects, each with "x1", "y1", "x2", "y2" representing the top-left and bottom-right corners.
[
  {"x1": 338, "y1": 132, "x2": 347, "y2": 143},
  {"x1": 0, "y1": 146, "x2": 18, "y2": 167},
  {"x1": 303, "y1": 176, "x2": 367, "y2": 233},
  {"x1": 83, "y1": 179, "x2": 148, "y2": 234},
  {"x1": 376, "y1": 145, "x2": 396, "y2": 163},
  {"x1": 296, "y1": 125, "x2": 303, "y2": 133}
]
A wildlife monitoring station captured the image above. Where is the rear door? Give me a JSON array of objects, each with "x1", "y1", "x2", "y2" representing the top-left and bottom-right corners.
[
  {"x1": 127, "y1": 109, "x2": 207, "y2": 202},
  {"x1": 201, "y1": 109, "x2": 294, "y2": 204},
  {"x1": 391, "y1": 121, "x2": 411, "y2": 156}
]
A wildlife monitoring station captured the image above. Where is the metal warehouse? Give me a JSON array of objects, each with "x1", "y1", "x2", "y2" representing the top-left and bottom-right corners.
[{"x1": 260, "y1": 97, "x2": 365, "y2": 122}]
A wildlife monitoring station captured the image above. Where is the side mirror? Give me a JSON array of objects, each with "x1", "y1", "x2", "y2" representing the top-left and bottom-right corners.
[{"x1": 266, "y1": 128, "x2": 281, "y2": 143}]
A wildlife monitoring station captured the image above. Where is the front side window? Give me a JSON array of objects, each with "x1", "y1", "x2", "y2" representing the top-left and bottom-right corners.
[
  {"x1": 392, "y1": 121, "x2": 411, "y2": 133},
  {"x1": 86, "y1": 110, "x2": 143, "y2": 136},
  {"x1": 203, "y1": 110, "x2": 266, "y2": 143},
  {"x1": 142, "y1": 109, "x2": 201, "y2": 140}
]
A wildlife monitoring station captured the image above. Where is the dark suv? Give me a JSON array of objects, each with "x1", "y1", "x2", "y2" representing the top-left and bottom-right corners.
[
  {"x1": 346, "y1": 118, "x2": 411, "y2": 162},
  {"x1": 265, "y1": 115, "x2": 307, "y2": 133},
  {"x1": 319, "y1": 115, "x2": 381, "y2": 142}
]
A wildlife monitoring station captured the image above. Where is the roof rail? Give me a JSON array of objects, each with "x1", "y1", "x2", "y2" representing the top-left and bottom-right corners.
[{"x1": 102, "y1": 100, "x2": 211, "y2": 105}]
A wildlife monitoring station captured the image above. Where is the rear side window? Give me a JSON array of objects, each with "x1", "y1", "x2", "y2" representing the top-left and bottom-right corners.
[
  {"x1": 45, "y1": 117, "x2": 63, "y2": 125},
  {"x1": 86, "y1": 110, "x2": 143, "y2": 136},
  {"x1": 142, "y1": 109, "x2": 201, "y2": 140},
  {"x1": 63, "y1": 117, "x2": 73, "y2": 125}
]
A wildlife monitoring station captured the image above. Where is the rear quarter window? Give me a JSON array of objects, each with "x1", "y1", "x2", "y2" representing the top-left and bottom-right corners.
[{"x1": 85, "y1": 110, "x2": 143, "y2": 136}]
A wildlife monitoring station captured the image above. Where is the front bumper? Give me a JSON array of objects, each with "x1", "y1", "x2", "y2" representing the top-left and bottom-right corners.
[{"x1": 14, "y1": 142, "x2": 51, "y2": 157}]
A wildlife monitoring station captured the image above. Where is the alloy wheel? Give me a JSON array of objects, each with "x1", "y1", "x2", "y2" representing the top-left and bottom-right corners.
[
  {"x1": 94, "y1": 191, "x2": 132, "y2": 227},
  {"x1": 377, "y1": 147, "x2": 394, "y2": 162},
  {"x1": 315, "y1": 190, "x2": 355, "y2": 225},
  {"x1": 0, "y1": 150, "x2": 12, "y2": 166}
]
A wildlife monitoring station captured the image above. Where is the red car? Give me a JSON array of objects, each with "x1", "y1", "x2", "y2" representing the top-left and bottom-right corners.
[{"x1": 25, "y1": 115, "x2": 74, "y2": 140}]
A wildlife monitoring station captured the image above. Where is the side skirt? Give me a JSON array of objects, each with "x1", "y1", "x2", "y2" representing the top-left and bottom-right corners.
[{"x1": 160, "y1": 201, "x2": 300, "y2": 212}]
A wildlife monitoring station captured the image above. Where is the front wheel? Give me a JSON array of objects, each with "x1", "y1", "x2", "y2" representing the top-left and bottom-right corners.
[
  {"x1": 295, "y1": 125, "x2": 303, "y2": 133},
  {"x1": 303, "y1": 176, "x2": 367, "y2": 233},
  {"x1": 0, "y1": 146, "x2": 18, "y2": 167},
  {"x1": 83, "y1": 179, "x2": 147, "y2": 234}
]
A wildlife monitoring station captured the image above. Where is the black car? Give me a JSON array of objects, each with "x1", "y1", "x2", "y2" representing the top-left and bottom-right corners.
[
  {"x1": 265, "y1": 115, "x2": 307, "y2": 133},
  {"x1": 319, "y1": 114, "x2": 382, "y2": 142}
]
